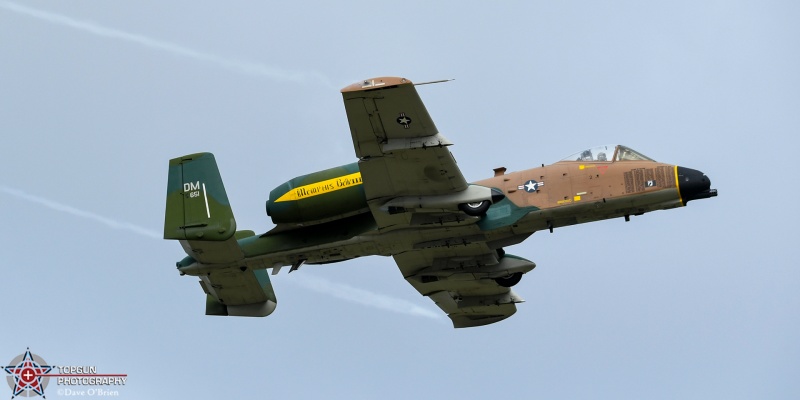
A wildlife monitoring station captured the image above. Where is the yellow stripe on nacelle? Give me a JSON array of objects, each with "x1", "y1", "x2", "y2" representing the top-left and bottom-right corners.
[{"x1": 274, "y1": 172, "x2": 363, "y2": 203}]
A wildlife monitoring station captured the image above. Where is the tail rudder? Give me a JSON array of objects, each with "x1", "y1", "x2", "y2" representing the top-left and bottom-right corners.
[{"x1": 164, "y1": 152, "x2": 236, "y2": 241}]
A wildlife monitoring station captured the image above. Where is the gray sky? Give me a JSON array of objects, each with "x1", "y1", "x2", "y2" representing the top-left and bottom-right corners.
[{"x1": 1, "y1": 1, "x2": 798, "y2": 399}]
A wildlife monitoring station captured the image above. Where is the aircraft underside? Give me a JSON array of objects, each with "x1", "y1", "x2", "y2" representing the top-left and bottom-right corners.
[{"x1": 165, "y1": 77, "x2": 716, "y2": 327}]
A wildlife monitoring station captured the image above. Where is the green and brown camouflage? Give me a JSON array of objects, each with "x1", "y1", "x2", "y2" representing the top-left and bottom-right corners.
[
  {"x1": 164, "y1": 153, "x2": 236, "y2": 241},
  {"x1": 164, "y1": 76, "x2": 717, "y2": 327},
  {"x1": 165, "y1": 152, "x2": 278, "y2": 318}
]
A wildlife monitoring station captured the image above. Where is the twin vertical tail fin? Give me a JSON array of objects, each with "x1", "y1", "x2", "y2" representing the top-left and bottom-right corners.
[
  {"x1": 164, "y1": 153, "x2": 277, "y2": 317},
  {"x1": 164, "y1": 152, "x2": 236, "y2": 241}
]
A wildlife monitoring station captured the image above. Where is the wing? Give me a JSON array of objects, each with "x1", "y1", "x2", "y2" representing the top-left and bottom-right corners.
[
  {"x1": 341, "y1": 77, "x2": 478, "y2": 229},
  {"x1": 341, "y1": 77, "x2": 532, "y2": 327},
  {"x1": 394, "y1": 245, "x2": 535, "y2": 328}
]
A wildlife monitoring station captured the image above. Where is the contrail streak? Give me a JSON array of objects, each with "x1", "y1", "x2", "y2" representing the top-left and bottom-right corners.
[
  {"x1": 0, "y1": 185, "x2": 161, "y2": 239},
  {"x1": 288, "y1": 274, "x2": 442, "y2": 320},
  {"x1": 1, "y1": 185, "x2": 440, "y2": 320},
  {"x1": 0, "y1": 2, "x2": 436, "y2": 321},
  {"x1": 0, "y1": 1, "x2": 332, "y2": 87}
]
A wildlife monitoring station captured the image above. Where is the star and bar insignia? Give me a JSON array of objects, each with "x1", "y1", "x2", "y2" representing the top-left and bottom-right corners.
[
  {"x1": 396, "y1": 112, "x2": 412, "y2": 128},
  {"x1": 518, "y1": 180, "x2": 544, "y2": 193}
]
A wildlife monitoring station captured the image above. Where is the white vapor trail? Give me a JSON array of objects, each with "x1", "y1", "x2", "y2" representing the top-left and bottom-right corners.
[
  {"x1": 0, "y1": 185, "x2": 161, "y2": 239},
  {"x1": 288, "y1": 274, "x2": 442, "y2": 320},
  {"x1": 0, "y1": 1, "x2": 332, "y2": 87},
  {"x1": 1, "y1": 185, "x2": 440, "y2": 320}
]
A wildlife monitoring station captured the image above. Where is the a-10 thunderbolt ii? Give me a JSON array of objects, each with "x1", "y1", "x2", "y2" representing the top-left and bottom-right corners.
[{"x1": 164, "y1": 76, "x2": 717, "y2": 328}]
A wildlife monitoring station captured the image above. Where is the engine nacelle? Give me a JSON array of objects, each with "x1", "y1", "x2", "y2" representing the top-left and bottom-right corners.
[{"x1": 266, "y1": 162, "x2": 368, "y2": 225}]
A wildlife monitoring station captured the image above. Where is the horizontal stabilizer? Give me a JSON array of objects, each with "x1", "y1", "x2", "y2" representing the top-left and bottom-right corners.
[
  {"x1": 201, "y1": 267, "x2": 277, "y2": 317},
  {"x1": 205, "y1": 295, "x2": 277, "y2": 317}
]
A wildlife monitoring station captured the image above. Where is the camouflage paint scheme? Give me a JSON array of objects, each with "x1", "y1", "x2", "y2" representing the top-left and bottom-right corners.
[{"x1": 164, "y1": 77, "x2": 717, "y2": 328}]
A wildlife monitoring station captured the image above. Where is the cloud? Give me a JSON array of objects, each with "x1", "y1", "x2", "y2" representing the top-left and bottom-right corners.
[
  {"x1": 0, "y1": 1, "x2": 332, "y2": 87},
  {"x1": 0, "y1": 1, "x2": 438, "y2": 322}
]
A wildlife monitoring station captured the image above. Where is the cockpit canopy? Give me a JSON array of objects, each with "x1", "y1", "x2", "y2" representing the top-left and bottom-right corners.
[{"x1": 559, "y1": 145, "x2": 654, "y2": 163}]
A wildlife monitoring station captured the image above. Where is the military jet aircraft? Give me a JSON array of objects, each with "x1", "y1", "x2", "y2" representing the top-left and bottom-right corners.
[{"x1": 164, "y1": 76, "x2": 717, "y2": 328}]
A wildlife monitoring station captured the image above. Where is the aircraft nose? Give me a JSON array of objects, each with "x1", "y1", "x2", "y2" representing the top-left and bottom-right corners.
[{"x1": 676, "y1": 166, "x2": 718, "y2": 205}]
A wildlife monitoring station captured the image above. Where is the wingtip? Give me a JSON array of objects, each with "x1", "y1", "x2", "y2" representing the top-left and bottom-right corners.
[{"x1": 340, "y1": 76, "x2": 412, "y2": 93}]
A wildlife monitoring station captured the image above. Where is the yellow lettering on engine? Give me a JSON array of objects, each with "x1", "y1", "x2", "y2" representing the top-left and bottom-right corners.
[{"x1": 275, "y1": 172, "x2": 363, "y2": 202}]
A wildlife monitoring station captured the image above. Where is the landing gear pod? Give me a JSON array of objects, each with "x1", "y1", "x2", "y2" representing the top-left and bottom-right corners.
[
  {"x1": 491, "y1": 254, "x2": 535, "y2": 287},
  {"x1": 458, "y1": 201, "x2": 491, "y2": 216},
  {"x1": 379, "y1": 186, "x2": 504, "y2": 216}
]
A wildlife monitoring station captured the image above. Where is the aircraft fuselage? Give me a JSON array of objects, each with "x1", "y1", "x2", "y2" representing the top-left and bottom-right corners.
[{"x1": 176, "y1": 156, "x2": 715, "y2": 277}]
